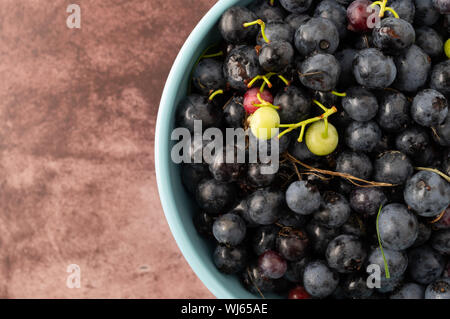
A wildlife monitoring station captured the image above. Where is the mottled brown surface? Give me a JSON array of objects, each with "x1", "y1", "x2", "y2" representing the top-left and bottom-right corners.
[{"x1": 0, "y1": 0, "x2": 215, "y2": 298}]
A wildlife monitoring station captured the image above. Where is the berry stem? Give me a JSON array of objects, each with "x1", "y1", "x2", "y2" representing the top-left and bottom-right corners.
[
  {"x1": 277, "y1": 102, "x2": 338, "y2": 141},
  {"x1": 256, "y1": 91, "x2": 266, "y2": 104},
  {"x1": 379, "y1": 0, "x2": 387, "y2": 17},
  {"x1": 269, "y1": 0, "x2": 275, "y2": 6},
  {"x1": 261, "y1": 75, "x2": 273, "y2": 88},
  {"x1": 253, "y1": 92, "x2": 280, "y2": 109},
  {"x1": 248, "y1": 73, "x2": 275, "y2": 90},
  {"x1": 202, "y1": 51, "x2": 224, "y2": 59},
  {"x1": 313, "y1": 99, "x2": 328, "y2": 112},
  {"x1": 248, "y1": 75, "x2": 262, "y2": 88},
  {"x1": 298, "y1": 125, "x2": 306, "y2": 143},
  {"x1": 278, "y1": 75, "x2": 291, "y2": 86},
  {"x1": 249, "y1": 72, "x2": 290, "y2": 92},
  {"x1": 243, "y1": 19, "x2": 270, "y2": 43},
  {"x1": 323, "y1": 118, "x2": 329, "y2": 139},
  {"x1": 190, "y1": 42, "x2": 221, "y2": 93},
  {"x1": 371, "y1": 0, "x2": 399, "y2": 18},
  {"x1": 331, "y1": 90, "x2": 347, "y2": 97},
  {"x1": 415, "y1": 167, "x2": 450, "y2": 183},
  {"x1": 208, "y1": 89, "x2": 224, "y2": 101},
  {"x1": 430, "y1": 208, "x2": 448, "y2": 224},
  {"x1": 384, "y1": 7, "x2": 399, "y2": 18},
  {"x1": 376, "y1": 205, "x2": 391, "y2": 279}
]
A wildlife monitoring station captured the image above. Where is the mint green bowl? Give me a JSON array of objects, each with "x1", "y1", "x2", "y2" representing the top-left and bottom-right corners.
[{"x1": 155, "y1": 0, "x2": 267, "y2": 299}]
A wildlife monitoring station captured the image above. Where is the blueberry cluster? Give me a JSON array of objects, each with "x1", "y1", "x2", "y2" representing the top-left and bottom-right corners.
[{"x1": 176, "y1": 0, "x2": 450, "y2": 299}]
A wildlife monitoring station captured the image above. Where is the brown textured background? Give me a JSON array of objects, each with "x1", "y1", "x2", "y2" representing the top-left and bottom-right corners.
[{"x1": 0, "y1": 0, "x2": 215, "y2": 298}]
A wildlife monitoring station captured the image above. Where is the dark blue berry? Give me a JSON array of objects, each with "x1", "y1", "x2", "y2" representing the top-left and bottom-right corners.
[
  {"x1": 213, "y1": 244, "x2": 248, "y2": 274},
  {"x1": 303, "y1": 260, "x2": 339, "y2": 298},
  {"x1": 212, "y1": 213, "x2": 247, "y2": 246},
  {"x1": 404, "y1": 171, "x2": 450, "y2": 217},
  {"x1": 353, "y1": 48, "x2": 397, "y2": 89}
]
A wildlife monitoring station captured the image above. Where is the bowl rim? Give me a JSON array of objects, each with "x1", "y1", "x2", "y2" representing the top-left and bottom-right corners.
[{"x1": 155, "y1": 0, "x2": 251, "y2": 299}]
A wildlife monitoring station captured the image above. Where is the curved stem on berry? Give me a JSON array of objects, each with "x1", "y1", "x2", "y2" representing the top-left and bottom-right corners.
[
  {"x1": 313, "y1": 99, "x2": 328, "y2": 112},
  {"x1": 248, "y1": 73, "x2": 275, "y2": 90},
  {"x1": 430, "y1": 208, "x2": 448, "y2": 224},
  {"x1": 198, "y1": 43, "x2": 222, "y2": 61},
  {"x1": 277, "y1": 102, "x2": 338, "y2": 142},
  {"x1": 260, "y1": 81, "x2": 268, "y2": 92},
  {"x1": 384, "y1": 7, "x2": 399, "y2": 18},
  {"x1": 376, "y1": 205, "x2": 391, "y2": 279},
  {"x1": 376, "y1": 0, "x2": 387, "y2": 17},
  {"x1": 371, "y1": 0, "x2": 399, "y2": 18},
  {"x1": 249, "y1": 72, "x2": 290, "y2": 92},
  {"x1": 256, "y1": 92, "x2": 267, "y2": 104},
  {"x1": 243, "y1": 19, "x2": 270, "y2": 43},
  {"x1": 202, "y1": 51, "x2": 224, "y2": 59},
  {"x1": 209, "y1": 89, "x2": 224, "y2": 101},
  {"x1": 248, "y1": 75, "x2": 262, "y2": 89},
  {"x1": 278, "y1": 75, "x2": 291, "y2": 86},
  {"x1": 415, "y1": 167, "x2": 450, "y2": 183},
  {"x1": 331, "y1": 90, "x2": 347, "y2": 97},
  {"x1": 253, "y1": 92, "x2": 280, "y2": 110},
  {"x1": 261, "y1": 75, "x2": 273, "y2": 88},
  {"x1": 190, "y1": 43, "x2": 221, "y2": 93}
]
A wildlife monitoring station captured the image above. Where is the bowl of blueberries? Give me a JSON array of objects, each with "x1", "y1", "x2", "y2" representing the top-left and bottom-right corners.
[{"x1": 156, "y1": 0, "x2": 450, "y2": 299}]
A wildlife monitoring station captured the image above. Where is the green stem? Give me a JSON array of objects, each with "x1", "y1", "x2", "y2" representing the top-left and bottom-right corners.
[
  {"x1": 384, "y1": 7, "x2": 399, "y2": 18},
  {"x1": 331, "y1": 90, "x2": 347, "y2": 97},
  {"x1": 248, "y1": 73, "x2": 274, "y2": 90},
  {"x1": 278, "y1": 75, "x2": 290, "y2": 86},
  {"x1": 247, "y1": 75, "x2": 262, "y2": 89},
  {"x1": 202, "y1": 51, "x2": 223, "y2": 59},
  {"x1": 312, "y1": 99, "x2": 328, "y2": 112},
  {"x1": 371, "y1": 0, "x2": 399, "y2": 18},
  {"x1": 249, "y1": 72, "x2": 290, "y2": 92},
  {"x1": 298, "y1": 125, "x2": 306, "y2": 143},
  {"x1": 253, "y1": 91, "x2": 280, "y2": 109},
  {"x1": 376, "y1": 205, "x2": 391, "y2": 279},
  {"x1": 278, "y1": 105, "x2": 338, "y2": 141},
  {"x1": 261, "y1": 75, "x2": 273, "y2": 88},
  {"x1": 208, "y1": 89, "x2": 224, "y2": 101},
  {"x1": 243, "y1": 19, "x2": 270, "y2": 43},
  {"x1": 322, "y1": 118, "x2": 329, "y2": 139}
]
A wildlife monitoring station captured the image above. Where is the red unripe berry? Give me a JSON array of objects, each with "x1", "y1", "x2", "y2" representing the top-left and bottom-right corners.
[
  {"x1": 244, "y1": 88, "x2": 274, "y2": 114},
  {"x1": 288, "y1": 286, "x2": 311, "y2": 299},
  {"x1": 258, "y1": 250, "x2": 287, "y2": 279},
  {"x1": 347, "y1": 0, "x2": 374, "y2": 33}
]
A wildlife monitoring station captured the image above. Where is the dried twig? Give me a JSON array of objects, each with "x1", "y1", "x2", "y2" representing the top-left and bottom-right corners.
[
  {"x1": 247, "y1": 269, "x2": 265, "y2": 299},
  {"x1": 297, "y1": 71, "x2": 323, "y2": 77},
  {"x1": 292, "y1": 162, "x2": 302, "y2": 181},
  {"x1": 285, "y1": 153, "x2": 396, "y2": 187},
  {"x1": 301, "y1": 171, "x2": 332, "y2": 181},
  {"x1": 415, "y1": 167, "x2": 450, "y2": 183},
  {"x1": 430, "y1": 208, "x2": 448, "y2": 224}
]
